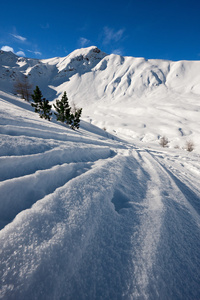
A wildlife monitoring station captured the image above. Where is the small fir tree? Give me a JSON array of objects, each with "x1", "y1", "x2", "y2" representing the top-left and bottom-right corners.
[
  {"x1": 70, "y1": 105, "x2": 82, "y2": 129},
  {"x1": 38, "y1": 98, "x2": 52, "y2": 120},
  {"x1": 31, "y1": 86, "x2": 43, "y2": 112},
  {"x1": 53, "y1": 91, "x2": 71, "y2": 124}
]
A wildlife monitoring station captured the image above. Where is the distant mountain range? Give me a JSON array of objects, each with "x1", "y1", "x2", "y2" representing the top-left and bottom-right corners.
[{"x1": 1, "y1": 46, "x2": 200, "y2": 149}]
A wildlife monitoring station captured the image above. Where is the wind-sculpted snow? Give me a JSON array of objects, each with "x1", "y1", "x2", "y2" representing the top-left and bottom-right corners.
[
  {"x1": 1, "y1": 75, "x2": 200, "y2": 299},
  {"x1": 1, "y1": 146, "x2": 200, "y2": 299},
  {"x1": 0, "y1": 145, "x2": 113, "y2": 181}
]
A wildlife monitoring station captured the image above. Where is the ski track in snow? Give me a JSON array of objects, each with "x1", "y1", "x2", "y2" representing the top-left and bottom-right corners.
[{"x1": 0, "y1": 94, "x2": 200, "y2": 299}]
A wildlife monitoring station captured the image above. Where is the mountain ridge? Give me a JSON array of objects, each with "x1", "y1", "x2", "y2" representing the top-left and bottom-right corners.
[
  {"x1": 1, "y1": 46, "x2": 200, "y2": 99},
  {"x1": 1, "y1": 46, "x2": 200, "y2": 150}
]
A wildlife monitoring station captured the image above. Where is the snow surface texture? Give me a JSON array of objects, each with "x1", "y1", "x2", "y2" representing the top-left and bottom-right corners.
[
  {"x1": 1, "y1": 46, "x2": 200, "y2": 151},
  {"x1": 0, "y1": 48, "x2": 200, "y2": 299},
  {"x1": 0, "y1": 93, "x2": 200, "y2": 300}
]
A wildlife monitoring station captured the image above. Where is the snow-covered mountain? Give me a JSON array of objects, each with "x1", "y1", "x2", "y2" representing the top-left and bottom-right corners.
[
  {"x1": 1, "y1": 46, "x2": 200, "y2": 150},
  {"x1": 0, "y1": 47, "x2": 200, "y2": 299}
]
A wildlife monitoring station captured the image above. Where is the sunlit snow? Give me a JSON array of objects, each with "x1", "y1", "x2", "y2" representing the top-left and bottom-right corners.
[{"x1": 0, "y1": 47, "x2": 200, "y2": 299}]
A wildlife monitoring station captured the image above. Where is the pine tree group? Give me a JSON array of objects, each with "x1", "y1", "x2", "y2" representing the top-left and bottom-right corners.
[{"x1": 31, "y1": 87, "x2": 82, "y2": 128}]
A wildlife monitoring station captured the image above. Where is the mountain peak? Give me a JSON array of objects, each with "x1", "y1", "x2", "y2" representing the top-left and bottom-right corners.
[
  {"x1": 52, "y1": 46, "x2": 107, "y2": 74},
  {"x1": 67, "y1": 46, "x2": 107, "y2": 61}
]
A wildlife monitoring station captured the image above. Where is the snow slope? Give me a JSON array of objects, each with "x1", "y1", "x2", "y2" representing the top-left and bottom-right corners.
[
  {"x1": 1, "y1": 47, "x2": 200, "y2": 151},
  {"x1": 0, "y1": 88, "x2": 200, "y2": 299}
]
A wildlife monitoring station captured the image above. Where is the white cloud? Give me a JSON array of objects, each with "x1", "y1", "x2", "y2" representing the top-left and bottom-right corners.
[
  {"x1": 16, "y1": 50, "x2": 25, "y2": 57},
  {"x1": 1, "y1": 45, "x2": 14, "y2": 52},
  {"x1": 11, "y1": 34, "x2": 27, "y2": 42},
  {"x1": 27, "y1": 50, "x2": 42, "y2": 56},
  {"x1": 102, "y1": 27, "x2": 125, "y2": 45},
  {"x1": 79, "y1": 37, "x2": 90, "y2": 47},
  {"x1": 34, "y1": 51, "x2": 42, "y2": 55},
  {"x1": 1, "y1": 45, "x2": 25, "y2": 57}
]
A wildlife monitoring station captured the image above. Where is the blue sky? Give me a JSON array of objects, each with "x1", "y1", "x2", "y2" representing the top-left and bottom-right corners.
[{"x1": 1, "y1": 0, "x2": 200, "y2": 61}]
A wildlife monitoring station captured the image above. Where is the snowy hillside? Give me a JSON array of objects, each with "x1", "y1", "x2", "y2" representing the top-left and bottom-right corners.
[
  {"x1": 0, "y1": 47, "x2": 200, "y2": 299},
  {"x1": 1, "y1": 46, "x2": 200, "y2": 151},
  {"x1": 1, "y1": 89, "x2": 200, "y2": 299}
]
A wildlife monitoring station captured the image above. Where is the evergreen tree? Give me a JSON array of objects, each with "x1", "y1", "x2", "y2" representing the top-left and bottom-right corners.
[
  {"x1": 38, "y1": 98, "x2": 52, "y2": 120},
  {"x1": 70, "y1": 107, "x2": 82, "y2": 129},
  {"x1": 53, "y1": 91, "x2": 71, "y2": 124},
  {"x1": 31, "y1": 86, "x2": 43, "y2": 112}
]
